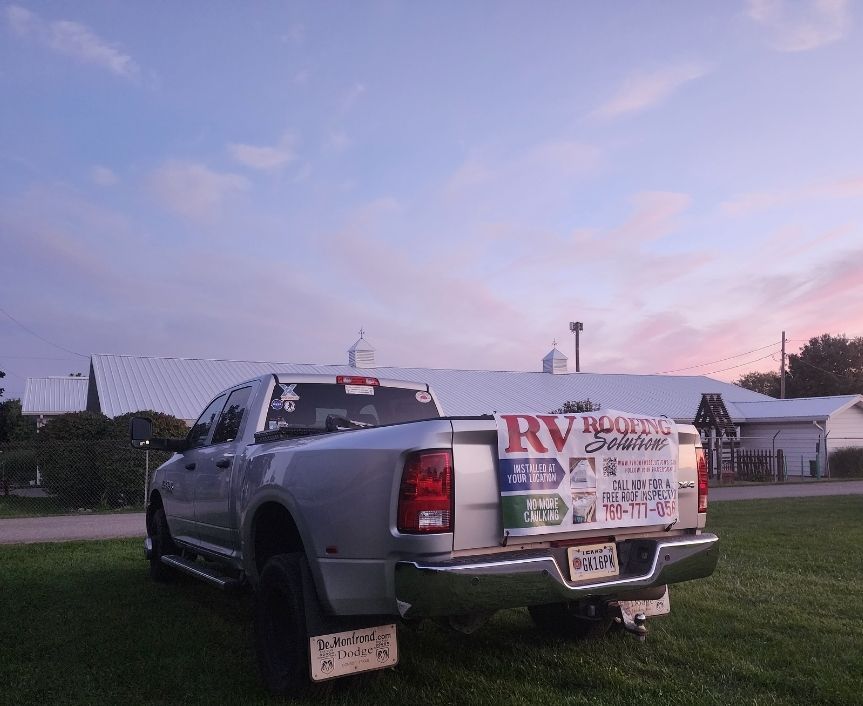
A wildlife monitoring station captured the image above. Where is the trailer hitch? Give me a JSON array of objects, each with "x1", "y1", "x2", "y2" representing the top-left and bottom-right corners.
[{"x1": 611, "y1": 603, "x2": 648, "y2": 641}]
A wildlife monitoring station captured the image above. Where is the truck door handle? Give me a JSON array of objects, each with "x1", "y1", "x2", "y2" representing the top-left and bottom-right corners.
[
  {"x1": 215, "y1": 457, "x2": 233, "y2": 469},
  {"x1": 185, "y1": 462, "x2": 196, "y2": 471}
]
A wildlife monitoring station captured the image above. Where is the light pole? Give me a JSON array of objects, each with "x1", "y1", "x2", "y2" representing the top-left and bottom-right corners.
[{"x1": 569, "y1": 321, "x2": 583, "y2": 372}]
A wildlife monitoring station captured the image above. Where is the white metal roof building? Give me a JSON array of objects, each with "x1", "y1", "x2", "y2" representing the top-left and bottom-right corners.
[
  {"x1": 22, "y1": 376, "x2": 89, "y2": 426},
  {"x1": 734, "y1": 395, "x2": 863, "y2": 476},
  {"x1": 24, "y1": 340, "x2": 863, "y2": 479},
  {"x1": 85, "y1": 351, "x2": 774, "y2": 425}
]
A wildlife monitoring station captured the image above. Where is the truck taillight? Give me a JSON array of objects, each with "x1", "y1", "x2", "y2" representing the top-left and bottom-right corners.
[
  {"x1": 696, "y1": 448, "x2": 708, "y2": 513},
  {"x1": 397, "y1": 450, "x2": 453, "y2": 534}
]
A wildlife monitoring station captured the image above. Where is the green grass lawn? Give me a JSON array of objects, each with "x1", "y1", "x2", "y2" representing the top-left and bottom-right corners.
[{"x1": 2, "y1": 497, "x2": 861, "y2": 705}]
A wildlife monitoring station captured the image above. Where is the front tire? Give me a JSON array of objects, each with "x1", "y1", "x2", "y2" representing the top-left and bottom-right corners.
[
  {"x1": 149, "y1": 506, "x2": 177, "y2": 582},
  {"x1": 528, "y1": 602, "x2": 613, "y2": 639},
  {"x1": 254, "y1": 553, "x2": 310, "y2": 697}
]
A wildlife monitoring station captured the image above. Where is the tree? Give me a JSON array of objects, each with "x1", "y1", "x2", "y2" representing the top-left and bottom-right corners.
[
  {"x1": 786, "y1": 334, "x2": 863, "y2": 398},
  {"x1": 551, "y1": 399, "x2": 602, "y2": 414},
  {"x1": 0, "y1": 399, "x2": 37, "y2": 443},
  {"x1": 110, "y1": 410, "x2": 189, "y2": 439},
  {"x1": 734, "y1": 371, "x2": 781, "y2": 397},
  {"x1": 0, "y1": 368, "x2": 5, "y2": 398}
]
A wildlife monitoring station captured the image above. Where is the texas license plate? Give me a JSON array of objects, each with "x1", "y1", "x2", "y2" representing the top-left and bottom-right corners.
[
  {"x1": 309, "y1": 624, "x2": 398, "y2": 682},
  {"x1": 567, "y1": 542, "x2": 619, "y2": 582}
]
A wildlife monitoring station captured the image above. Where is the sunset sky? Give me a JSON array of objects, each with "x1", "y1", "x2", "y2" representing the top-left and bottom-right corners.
[{"x1": 1, "y1": 1, "x2": 862, "y2": 399}]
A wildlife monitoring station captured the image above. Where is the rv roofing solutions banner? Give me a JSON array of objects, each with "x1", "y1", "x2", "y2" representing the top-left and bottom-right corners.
[{"x1": 494, "y1": 411, "x2": 679, "y2": 536}]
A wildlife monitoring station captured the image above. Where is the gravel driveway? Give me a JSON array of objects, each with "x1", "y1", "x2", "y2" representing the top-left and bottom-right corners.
[
  {"x1": 0, "y1": 512, "x2": 145, "y2": 545},
  {"x1": 2, "y1": 481, "x2": 862, "y2": 544}
]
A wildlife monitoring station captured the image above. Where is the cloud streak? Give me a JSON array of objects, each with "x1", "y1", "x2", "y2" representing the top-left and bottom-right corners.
[
  {"x1": 148, "y1": 161, "x2": 249, "y2": 221},
  {"x1": 5, "y1": 5, "x2": 139, "y2": 78},
  {"x1": 228, "y1": 133, "x2": 297, "y2": 171},
  {"x1": 746, "y1": 0, "x2": 850, "y2": 52},
  {"x1": 593, "y1": 63, "x2": 709, "y2": 119}
]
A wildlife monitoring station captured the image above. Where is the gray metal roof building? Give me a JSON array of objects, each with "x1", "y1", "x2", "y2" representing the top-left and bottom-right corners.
[
  {"x1": 22, "y1": 376, "x2": 89, "y2": 420},
  {"x1": 86, "y1": 352, "x2": 774, "y2": 424},
  {"x1": 733, "y1": 395, "x2": 863, "y2": 422}
]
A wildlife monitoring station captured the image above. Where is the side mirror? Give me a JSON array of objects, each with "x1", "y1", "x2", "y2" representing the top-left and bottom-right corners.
[{"x1": 130, "y1": 416, "x2": 154, "y2": 449}]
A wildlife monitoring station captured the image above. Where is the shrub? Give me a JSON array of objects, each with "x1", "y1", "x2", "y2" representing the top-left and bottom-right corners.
[
  {"x1": 829, "y1": 447, "x2": 863, "y2": 478},
  {"x1": 111, "y1": 410, "x2": 189, "y2": 440},
  {"x1": 0, "y1": 445, "x2": 39, "y2": 495},
  {"x1": 36, "y1": 410, "x2": 188, "y2": 509}
]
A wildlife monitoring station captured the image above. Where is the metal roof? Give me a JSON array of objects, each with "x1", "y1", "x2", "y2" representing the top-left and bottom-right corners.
[
  {"x1": 89, "y1": 354, "x2": 773, "y2": 422},
  {"x1": 21, "y1": 376, "x2": 89, "y2": 415},
  {"x1": 733, "y1": 395, "x2": 863, "y2": 422}
]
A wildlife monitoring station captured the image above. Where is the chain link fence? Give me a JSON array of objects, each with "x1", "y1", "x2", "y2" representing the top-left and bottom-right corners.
[
  {"x1": 3, "y1": 435, "x2": 862, "y2": 518},
  {"x1": 0, "y1": 440, "x2": 169, "y2": 517}
]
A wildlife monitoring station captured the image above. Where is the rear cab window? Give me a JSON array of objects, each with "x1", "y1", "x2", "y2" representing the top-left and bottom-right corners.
[
  {"x1": 212, "y1": 386, "x2": 254, "y2": 444},
  {"x1": 188, "y1": 394, "x2": 228, "y2": 448},
  {"x1": 262, "y1": 379, "x2": 441, "y2": 433}
]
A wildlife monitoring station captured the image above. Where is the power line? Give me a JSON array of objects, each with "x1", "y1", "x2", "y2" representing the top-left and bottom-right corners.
[
  {"x1": 0, "y1": 306, "x2": 87, "y2": 358},
  {"x1": 654, "y1": 342, "x2": 780, "y2": 374},
  {"x1": 0, "y1": 355, "x2": 77, "y2": 360},
  {"x1": 0, "y1": 362, "x2": 25, "y2": 380},
  {"x1": 703, "y1": 352, "x2": 778, "y2": 375}
]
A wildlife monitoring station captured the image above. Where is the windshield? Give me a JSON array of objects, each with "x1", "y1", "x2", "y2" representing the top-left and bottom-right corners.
[{"x1": 262, "y1": 381, "x2": 440, "y2": 432}]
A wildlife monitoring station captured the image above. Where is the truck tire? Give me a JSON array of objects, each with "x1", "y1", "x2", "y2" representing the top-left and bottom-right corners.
[
  {"x1": 528, "y1": 602, "x2": 613, "y2": 640},
  {"x1": 254, "y1": 553, "x2": 311, "y2": 696},
  {"x1": 149, "y1": 506, "x2": 178, "y2": 582}
]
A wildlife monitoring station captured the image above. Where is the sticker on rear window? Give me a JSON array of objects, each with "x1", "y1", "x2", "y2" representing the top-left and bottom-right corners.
[
  {"x1": 270, "y1": 399, "x2": 283, "y2": 410},
  {"x1": 283, "y1": 401, "x2": 296, "y2": 413},
  {"x1": 278, "y1": 383, "x2": 300, "y2": 401},
  {"x1": 416, "y1": 391, "x2": 432, "y2": 404},
  {"x1": 345, "y1": 385, "x2": 374, "y2": 395}
]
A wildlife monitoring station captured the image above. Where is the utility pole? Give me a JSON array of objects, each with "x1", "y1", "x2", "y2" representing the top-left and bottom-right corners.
[
  {"x1": 780, "y1": 330, "x2": 786, "y2": 399},
  {"x1": 569, "y1": 321, "x2": 583, "y2": 372}
]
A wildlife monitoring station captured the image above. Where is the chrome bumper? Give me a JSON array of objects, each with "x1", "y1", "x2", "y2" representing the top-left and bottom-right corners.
[{"x1": 394, "y1": 533, "x2": 718, "y2": 619}]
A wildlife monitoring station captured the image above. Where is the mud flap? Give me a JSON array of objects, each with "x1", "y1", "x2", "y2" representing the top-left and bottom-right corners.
[{"x1": 298, "y1": 562, "x2": 398, "y2": 681}]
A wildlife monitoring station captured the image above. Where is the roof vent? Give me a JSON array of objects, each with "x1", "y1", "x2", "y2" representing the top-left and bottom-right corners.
[
  {"x1": 542, "y1": 342, "x2": 568, "y2": 374},
  {"x1": 348, "y1": 329, "x2": 376, "y2": 369}
]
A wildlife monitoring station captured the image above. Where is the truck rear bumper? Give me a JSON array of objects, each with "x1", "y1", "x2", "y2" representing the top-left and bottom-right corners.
[{"x1": 394, "y1": 533, "x2": 718, "y2": 619}]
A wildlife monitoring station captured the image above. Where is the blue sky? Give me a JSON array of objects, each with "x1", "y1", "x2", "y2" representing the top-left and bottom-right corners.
[{"x1": 1, "y1": 1, "x2": 862, "y2": 399}]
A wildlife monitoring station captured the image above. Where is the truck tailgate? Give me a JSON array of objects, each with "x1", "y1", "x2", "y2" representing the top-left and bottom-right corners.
[{"x1": 450, "y1": 419, "x2": 702, "y2": 553}]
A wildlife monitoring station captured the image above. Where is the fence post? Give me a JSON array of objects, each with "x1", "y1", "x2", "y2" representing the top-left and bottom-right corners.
[{"x1": 144, "y1": 450, "x2": 149, "y2": 507}]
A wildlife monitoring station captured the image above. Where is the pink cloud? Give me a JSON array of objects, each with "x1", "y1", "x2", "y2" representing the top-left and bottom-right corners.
[
  {"x1": 592, "y1": 63, "x2": 709, "y2": 119},
  {"x1": 746, "y1": 0, "x2": 850, "y2": 52},
  {"x1": 721, "y1": 174, "x2": 863, "y2": 217}
]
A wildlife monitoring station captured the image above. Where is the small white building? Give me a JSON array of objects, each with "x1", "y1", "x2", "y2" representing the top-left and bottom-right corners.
[
  {"x1": 21, "y1": 376, "x2": 89, "y2": 428},
  {"x1": 735, "y1": 395, "x2": 863, "y2": 476}
]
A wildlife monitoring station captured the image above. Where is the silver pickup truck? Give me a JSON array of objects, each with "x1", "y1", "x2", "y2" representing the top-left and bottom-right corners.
[{"x1": 131, "y1": 373, "x2": 718, "y2": 695}]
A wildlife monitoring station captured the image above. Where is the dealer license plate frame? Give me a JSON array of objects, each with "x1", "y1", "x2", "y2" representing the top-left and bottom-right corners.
[
  {"x1": 619, "y1": 586, "x2": 671, "y2": 619},
  {"x1": 309, "y1": 623, "x2": 398, "y2": 682}
]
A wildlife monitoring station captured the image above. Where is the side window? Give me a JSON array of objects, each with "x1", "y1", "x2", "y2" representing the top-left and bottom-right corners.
[
  {"x1": 188, "y1": 394, "x2": 227, "y2": 449},
  {"x1": 211, "y1": 386, "x2": 253, "y2": 445}
]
